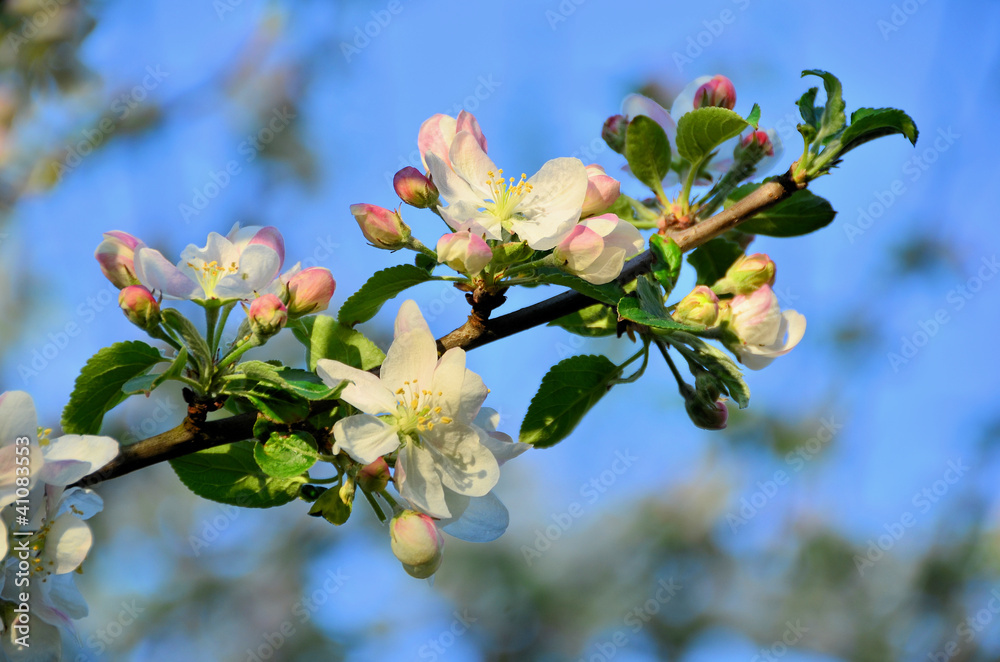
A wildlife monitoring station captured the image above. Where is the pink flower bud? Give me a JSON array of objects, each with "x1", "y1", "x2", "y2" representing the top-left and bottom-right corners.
[
  {"x1": 693, "y1": 75, "x2": 737, "y2": 110},
  {"x1": 118, "y1": 285, "x2": 160, "y2": 330},
  {"x1": 350, "y1": 204, "x2": 411, "y2": 250},
  {"x1": 581, "y1": 165, "x2": 621, "y2": 217},
  {"x1": 248, "y1": 293, "x2": 287, "y2": 339},
  {"x1": 436, "y1": 231, "x2": 492, "y2": 275},
  {"x1": 286, "y1": 267, "x2": 336, "y2": 317},
  {"x1": 390, "y1": 510, "x2": 444, "y2": 579},
  {"x1": 685, "y1": 397, "x2": 729, "y2": 430},
  {"x1": 95, "y1": 231, "x2": 142, "y2": 289},
  {"x1": 601, "y1": 114, "x2": 628, "y2": 154},
  {"x1": 358, "y1": 457, "x2": 390, "y2": 493},
  {"x1": 714, "y1": 253, "x2": 776, "y2": 295},
  {"x1": 393, "y1": 167, "x2": 440, "y2": 209},
  {"x1": 739, "y1": 130, "x2": 775, "y2": 157},
  {"x1": 672, "y1": 286, "x2": 721, "y2": 328}
]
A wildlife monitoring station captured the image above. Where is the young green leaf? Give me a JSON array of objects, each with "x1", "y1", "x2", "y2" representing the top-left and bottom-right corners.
[
  {"x1": 838, "y1": 107, "x2": 919, "y2": 154},
  {"x1": 308, "y1": 483, "x2": 354, "y2": 525},
  {"x1": 801, "y1": 70, "x2": 846, "y2": 144},
  {"x1": 171, "y1": 442, "x2": 306, "y2": 508},
  {"x1": 62, "y1": 341, "x2": 165, "y2": 434},
  {"x1": 745, "y1": 103, "x2": 761, "y2": 129},
  {"x1": 337, "y1": 264, "x2": 434, "y2": 326},
  {"x1": 161, "y1": 308, "x2": 213, "y2": 378},
  {"x1": 686, "y1": 237, "x2": 744, "y2": 286},
  {"x1": 796, "y1": 86, "x2": 820, "y2": 128},
  {"x1": 122, "y1": 346, "x2": 189, "y2": 396},
  {"x1": 617, "y1": 296, "x2": 701, "y2": 333},
  {"x1": 649, "y1": 235, "x2": 682, "y2": 295},
  {"x1": 675, "y1": 107, "x2": 748, "y2": 163},
  {"x1": 624, "y1": 115, "x2": 672, "y2": 194},
  {"x1": 253, "y1": 431, "x2": 319, "y2": 479},
  {"x1": 519, "y1": 355, "x2": 622, "y2": 448},
  {"x1": 292, "y1": 315, "x2": 385, "y2": 372},
  {"x1": 725, "y1": 187, "x2": 837, "y2": 237}
]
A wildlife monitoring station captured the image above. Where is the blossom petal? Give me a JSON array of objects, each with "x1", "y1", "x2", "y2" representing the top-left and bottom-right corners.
[
  {"x1": 441, "y1": 492, "x2": 510, "y2": 542},
  {"x1": 448, "y1": 132, "x2": 496, "y2": 200},
  {"x1": 40, "y1": 574, "x2": 88, "y2": 621},
  {"x1": 134, "y1": 246, "x2": 200, "y2": 299},
  {"x1": 248, "y1": 226, "x2": 285, "y2": 270},
  {"x1": 513, "y1": 157, "x2": 588, "y2": 250},
  {"x1": 316, "y1": 360, "x2": 397, "y2": 415},
  {"x1": 670, "y1": 75, "x2": 713, "y2": 119},
  {"x1": 394, "y1": 299, "x2": 432, "y2": 338},
  {"x1": 332, "y1": 414, "x2": 401, "y2": 464},
  {"x1": 475, "y1": 424, "x2": 530, "y2": 466},
  {"x1": 397, "y1": 445, "x2": 451, "y2": 518},
  {"x1": 380, "y1": 308, "x2": 438, "y2": 395},
  {"x1": 456, "y1": 111, "x2": 487, "y2": 152},
  {"x1": 425, "y1": 423, "x2": 499, "y2": 498},
  {"x1": 54, "y1": 488, "x2": 104, "y2": 521},
  {"x1": 439, "y1": 201, "x2": 503, "y2": 241},
  {"x1": 43, "y1": 514, "x2": 92, "y2": 574},
  {"x1": 426, "y1": 152, "x2": 481, "y2": 207},
  {"x1": 39, "y1": 435, "x2": 118, "y2": 486},
  {"x1": 431, "y1": 348, "x2": 467, "y2": 418},
  {"x1": 622, "y1": 93, "x2": 677, "y2": 144},
  {"x1": 418, "y1": 114, "x2": 458, "y2": 169},
  {"x1": 214, "y1": 243, "x2": 282, "y2": 299}
]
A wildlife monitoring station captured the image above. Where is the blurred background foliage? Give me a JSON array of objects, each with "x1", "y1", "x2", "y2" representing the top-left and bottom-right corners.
[{"x1": 1, "y1": 0, "x2": 999, "y2": 660}]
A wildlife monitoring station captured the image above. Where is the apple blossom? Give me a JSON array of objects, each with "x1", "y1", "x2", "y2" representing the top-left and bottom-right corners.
[
  {"x1": 723, "y1": 285, "x2": 806, "y2": 370},
  {"x1": 436, "y1": 231, "x2": 492, "y2": 275},
  {"x1": 418, "y1": 110, "x2": 488, "y2": 171},
  {"x1": 132, "y1": 224, "x2": 284, "y2": 303},
  {"x1": 247, "y1": 293, "x2": 288, "y2": 339},
  {"x1": 350, "y1": 203, "x2": 412, "y2": 250},
  {"x1": 316, "y1": 300, "x2": 500, "y2": 520},
  {"x1": 393, "y1": 166, "x2": 440, "y2": 209},
  {"x1": 552, "y1": 214, "x2": 643, "y2": 285},
  {"x1": 581, "y1": 164, "x2": 621, "y2": 217},
  {"x1": 713, "y1": 253, "x2": 776, "y2": 296},
  {"x1": 693, "y1": 74, "x2": 737, "y2": 110},
  {"x1": 285, "y1": 267, "x2": 336, "y2": 317},
  {"x1": 94, "y1": 230, "x2": 142, "y2": 289},
  {"x1": 390, "y1": 510, "x2": 445, "y2": 579},
  {"x1": 118, "y1": 284, "x2": 161, "y2": 330},
  {"x1": 673, "y1": 286, "x2": 721, "y2": 328}
]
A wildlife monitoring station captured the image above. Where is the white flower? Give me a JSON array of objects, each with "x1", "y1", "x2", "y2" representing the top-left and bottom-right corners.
[
  {"x1": 724, "y1": 286, "x2": 806, "y2": 370},
  {"x1": 420, "y1": 113, "x2": 589, "y2": 250},
  {"x1": 316, "y1": 301, "x2": 501, "y2": 519},
  {"x1": 552, "y1": 213, "x2": 644, "y2": 285},
  {"x1": 133, "y1": 223, "x2": 285, "y2": 302}
]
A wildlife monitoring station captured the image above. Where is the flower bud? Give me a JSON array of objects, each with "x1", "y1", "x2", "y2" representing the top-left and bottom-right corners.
[
  {"x1": 685, "y1": 397, "x2": 729, "y2": 430},
  {"x1": 357, "y1": 457, "x2": 390, "y2": 493},
  {"x1": 118, "y1": 285, "x2": 160, "y2": 330},
  {"x1": 581, "y1": 164, "x2": 620, "y2": 217},
  {"x1": 738, "y1": 130, "x2": 775, "y2": 157},
  {"x1": 672, "y1": 286, "x2": 721, "y2": 328},
  {"x1": 390, "y1": 510, "x2": 444, "y2": 579},
  {"x1": 436, "y1": 231, "x2": 492, "y2": 275},
  {"x1": 553, "y1": 214, "x2": 643, "y2": 285},
  {"x1": 248, "y1": 294, "x2": 287, "y2": 339},
  {"x1": 286, "y1": 267, "x2": 336, "y2": 317},
  {"x1": 601, "y1": 114, "x2": 628, "y2": 154},
  {"x1": 95, "y1": 231, "x2": 142, "y2": 289},
  {"x1": 393, "y1": 167, "x2": 440, "y2": 209},
  {"x1": 693, "y1": 75, "x2": 737, "y2": 110},
  {"x1": 350, "y1": 203, "x2": 411, "y2": 250},
  {"x1": 713, "y1": 253, "x2": 776, "y2": 296}
]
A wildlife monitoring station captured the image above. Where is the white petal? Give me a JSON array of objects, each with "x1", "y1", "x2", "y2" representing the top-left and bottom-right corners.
[
  {"x1": 40, "y1": 573, "x2": 88, "y2": 621},
  {"x1": 214, "y1": 243, "x2": 282, "y2": 299},
  {"x1": 380, "y1": 327, "x2": 438, "y2": 396},
  {"x1": 441, "y1": 492, "x2": 510, "y2": 542},
  {"x1": 622, "y1": 93, "x2": 678, "y2": 144},
  {"x1": 476, "y1": 425, "x2": 530, "y2": 466},
  {"x1": 332, "y1": 415, "x2": 400, "y2": 464},
  {"x1": 394, "y1": 299, "x2": 432, "y2": 338},
  {"x1": 315, "y1": 360, "x2": 397, "y2": 415},
  {"x1": 43, "y1": 514, "x2": 92, "y2": 575},
  {"x1": 431, "y1": 348, "x2": 467, "y2": 419},
  {"x1": 426, "y1": 152, "x2": 482, "y2": 207},
  {"x1": 439, "y1": 201, "x2": 503, "y2": 241},
  {"x1": 0, "y1": 391, "x2": 37, "y2": 446},
  {"x1": 424, "y1": 423, "x2": 499, "y2": 498},
  {"x1": 39, "y1": 435, "x2": 119, "y2": 486},
  {"x1": 448, "y1": 132, "x2": 497, "y2": 201},
  {"x1": 54, "y1": 488, "x2": 104, "y2": 521},
  {"x1": 134, "y1": 246, "x2": 200, "y2": 299},
  {"x1": 418, "y1": 113, "x2": 458, "y2": 169},
  {"x1": 397, "y1": 445, "x2": 450, "y2": 518},
  {"x1": 670, "y1": 75, "x2": 713, "y2": 119},
  {"x1": 513, "y1": 157, "x2": 589, "y2": 250}
]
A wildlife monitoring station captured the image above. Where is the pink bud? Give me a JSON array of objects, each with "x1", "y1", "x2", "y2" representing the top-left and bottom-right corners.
[
  {"x1": 601, "y1": 114, "x2": 628, "y2": 154},
  {"x1": 358, "y1": 457, "x2": 390, "y2": 493},
  {"x1": 95, "y1": 231, "x2": 142, "y2": 289},
  {"x1": 739, "y1": 130, "x2": 775, "y2": 157},
  {"x1": 581, "y1": 164, "x2": 621, "y2": 217},
  {"x1": 248, "y1": 293, "x2": 288, "y2": 339},
  {"x1": 393, "y1": 167, "x2": 440, "y2": 209},
  {"x1": 552, "y1": 214, "x2": 644, "y2": 285},
  {"x1": 714, "y1": 253, "x2": 776, "y2": 295},
  {"x1": 118, "y1": 285, "x2": 160, "y2": 330},
  {"x1": 390, "y1": 510, "x2": 445, "y2": 579},
  {"x1": 436, "y1": 231, "x2": 492, "y2": 275},
  {"x1": 673, "y1": 285, "x2": 721, "y2": 328},
  {"x1": 693, "y1": 75, "x2": 737, "y2": 110},
  {"x1": 685, "y1": 397, "x2": 729, "y2": 430},
  {"x1": 286, "y1": 268, "x2": 336, "y2": 317},
  {"x1": 350, "y1": 204, "x2": 411, "y2": 250}
]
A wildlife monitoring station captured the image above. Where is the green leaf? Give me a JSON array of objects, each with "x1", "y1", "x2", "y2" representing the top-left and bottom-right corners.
[
  {"x1": 725, "y1": 186, "x2": 837, "y2": 237},
  {"x1": 649, "y1": 235, "x2": 682, "y2": 295},
  {"x1": 122, "y1": 347, "x2": 189, "y2": 396},
  {"x1": 519, "y1": 355, "x2": 622, "y2": 447},
  {"x1": 686, "y1": 237, "x2": 743, "y2": 286},
  {"x1": 669, "y1": 333, "x2": 751, "y2": 409},
  {"x1": 62, "y1": 341, "x2": 165, "y2": 434},
  {"x1": 232, "y1": 360, "x2": 346, "y2": 402},
  {"x1": 801, "y1": 70, "x2": 846, "y2": 144},
  {"x1": 170, "y1": 442, "x2": 305, "y2": 508},
  {"x1": 675, "y1": 107, "x2": 748, "y2": 164},
  {"x1": 491, "y1": 241, "x2": 534, "y2": 266},
  {"x1": 796, "y1": 87, "x2": 820, "y2": 127},
  {"x1": 160, "y1": 308, "x2": 212, "y2": 378},
  {"x1": 838, "y1": 107, "x2": 919, "y2": 154},
  {"x1": 536, "y1": 271, "x2": 625, "y2": 306},
  {"x1": 617, "y1": 296, "x2": 701, "y2": 333},
  {"x1": 625, "y1": 115, "x2": 672, "y2": 194},
  {"x1": 253, "y1": 431, "x2": 319, "y2": 479},
  {"x1": 549, "y1": 303, "x2": 619, "y2": 337},
  {"x1": 226, "y1": 380, "x2": 312, "y2": 424},
  {"x1": 414, "y1": 252, "x2": 438, "y2": 274},
  {"x1": 745, "y1": 103, "x2": 761, "y2": 129},
  {"x1": 337, "y1": 264, "x2": 434, "y2": 326},
  {"x1": 293, "y1": 315, "x2": 385, "y2": 372},
  {"x1": 308, "y1": 482, "x2": 354, "y2": 525}
]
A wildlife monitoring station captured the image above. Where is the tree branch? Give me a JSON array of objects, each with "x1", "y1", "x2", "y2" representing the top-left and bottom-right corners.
[{"x1": 78, "y1": 168, "x2": 804, "y2": 488}]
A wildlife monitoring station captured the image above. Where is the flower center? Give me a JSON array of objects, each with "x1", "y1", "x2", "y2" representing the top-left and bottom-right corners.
[
  {"x1": 393, "y1": 379, "x2": 453, "y2": 440},
  {"x1": 483, "y1": 168, "x2": 532, "y2": 221},
  {"x1": 186, "y1": 259, "x2": 239, "y2": 298}
]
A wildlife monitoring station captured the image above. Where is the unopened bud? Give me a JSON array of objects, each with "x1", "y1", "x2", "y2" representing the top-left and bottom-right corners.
[
  {"x1": 248, "y1": 294, "x2": 287, "y2": 339},
  {"x1": 672, "y1": 286, "x2": 721, "y2": 328},
  {"x1": 358, "y1": 457, "x2": 390, "y2": 493},
  {"x1": 581, "y1": 164, "x2": 621, "y2": 217},
  {"x1": 685, "y1": 397, "x2": 729, "y2": 430},
  {"x1": 738, "y1": 130, "x2": 775, "y2": 157},
  {"x1": 118, "y1": 285, "x2": 160, "y2": 330},
  {"x1": 393, "y1": 167, "x2": 440, "y2": 209},
  {"x1": 286, "y1": 267, "x2": 336, "y2": 317},
  {"x1": 436, "y1": 231, "x2": 492, "y2": 275},
  {"x1": 693, "y1": 75, "x2": 737, "y2": 110},
  {"x1": 95, "y1": 231, "x2": 142, "y2": 289},
  {"x1": 390, "y1": 510, "x2": 445, "y2": 579},
  {"x1": 713, "y1": 253, "x2": 776, "y2": 295},
  {"x1": 350, "y1": 203, "x2": 411, "y2": 250},
  {"x1": 602, "y1": 114, "x2": 628, "y2": 154}
]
